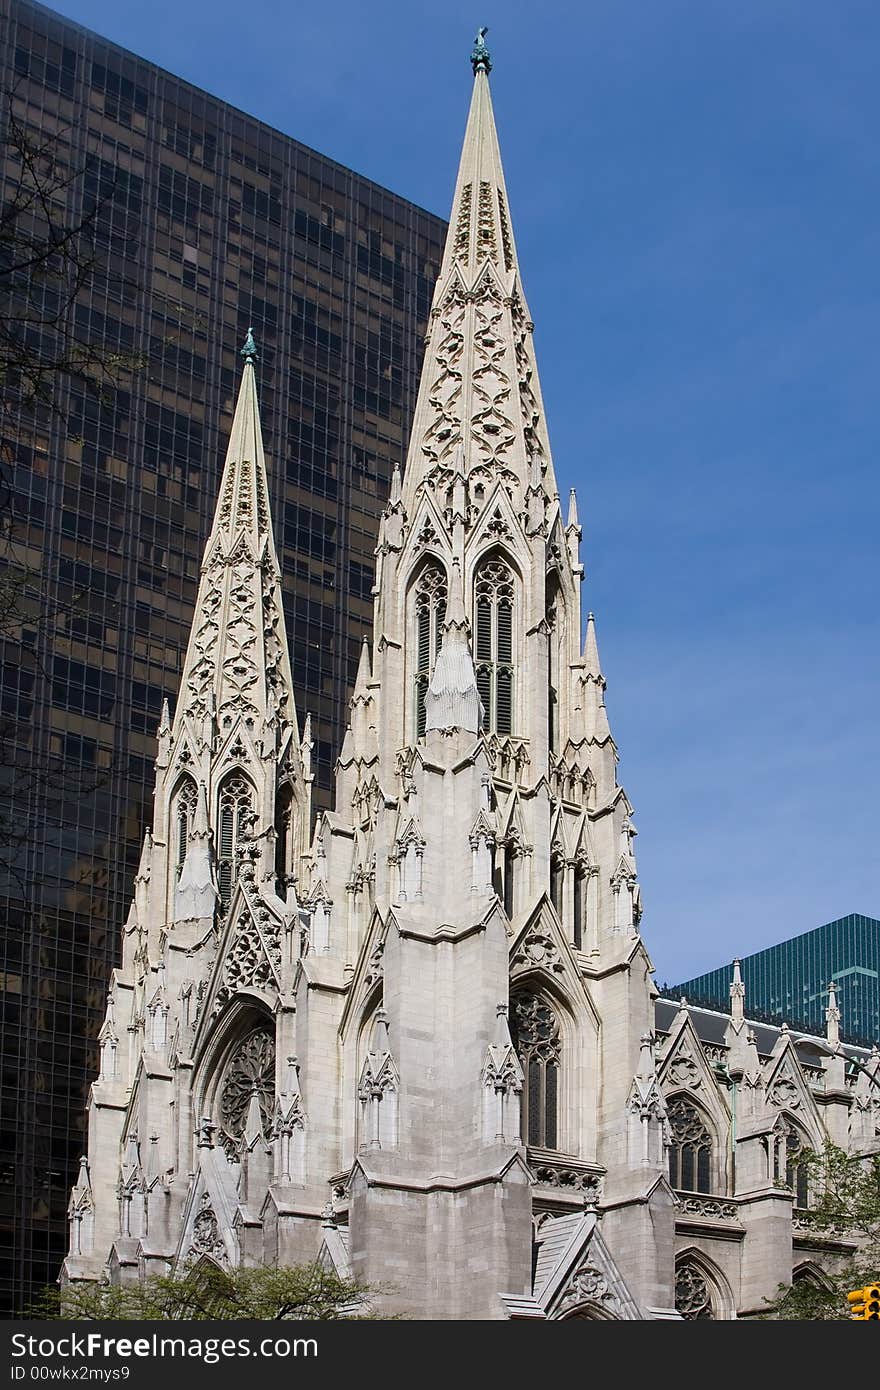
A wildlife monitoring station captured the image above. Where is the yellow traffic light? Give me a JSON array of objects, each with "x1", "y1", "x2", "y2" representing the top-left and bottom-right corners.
[{"x1": 847, "y1": 1285, "x2": 880, "y2": 1319}]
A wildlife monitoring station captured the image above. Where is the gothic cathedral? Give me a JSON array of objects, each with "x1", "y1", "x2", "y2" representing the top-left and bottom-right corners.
[{"x1": 62, "y1": 36, "x2": 880, "y2": 1320}]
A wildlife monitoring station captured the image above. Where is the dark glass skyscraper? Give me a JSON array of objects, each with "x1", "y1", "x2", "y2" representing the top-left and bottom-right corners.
[
  {"x1": 0, "y1": 0, "x2": 445, "y2": 1311},
  {"x1": 667, "y1": 913, "x2": 880, "y2": 1046}
]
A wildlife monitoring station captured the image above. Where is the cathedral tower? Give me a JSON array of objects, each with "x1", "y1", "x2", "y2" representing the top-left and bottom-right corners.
[{"x1": 64, "y1": 33, "x2": 678, "y2": 1319}]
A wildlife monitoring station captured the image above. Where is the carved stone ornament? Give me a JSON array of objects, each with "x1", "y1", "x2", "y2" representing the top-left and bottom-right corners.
[
  {"x1": 218, "y1": 1028, "x2": 275, "y2": 1158},
  {"x1": 768, "y1": 1076, "x2": 801, "y2": 1110},
  {"x1": 512, "y1": 929, "x2": 564, "y2": 975},
  {"x1": 188, "y1": 1193, "x2": 226, "y2": 1262},
  {"x1": 666, "y1": 1054, "x2": 701, "y2": 1090},
  {"x1": 532, "y1": 1163, "x2": 602, "y2": 1199},
  {"x1": 675, "y1": 1260, "x2": 713, "y2": 1320},
  {"x1": 556, "y1": 1260, "x2": 615, "y2": 1316},
  {"x1": 215, "y1": 909, "x2": 282, "y2": 1011},
  {"x1": 677, "y1": 1195, "x2": 739, "y2": 1222}
]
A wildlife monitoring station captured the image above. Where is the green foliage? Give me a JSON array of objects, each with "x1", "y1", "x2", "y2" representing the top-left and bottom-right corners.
[
  {"x1": 763, "y1": 1141, "x2": 880, "y2": 1320},
  {"x1": 30, "y1": 1261, "x2": 383, "y2": 1321}
]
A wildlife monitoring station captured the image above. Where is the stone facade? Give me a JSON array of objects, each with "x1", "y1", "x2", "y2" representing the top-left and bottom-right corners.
[{"x1": 62, "y1": 41, "x2": 880, "y2": 1320}]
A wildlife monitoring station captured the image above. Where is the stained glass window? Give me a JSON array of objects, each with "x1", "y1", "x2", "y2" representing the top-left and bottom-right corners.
[
  {"x1": 511, "y1": 992, "x2": 561, "y2": 1149},
  {"x1": 667, "y1": 1096, "x2": 713, "y2": 1193}
]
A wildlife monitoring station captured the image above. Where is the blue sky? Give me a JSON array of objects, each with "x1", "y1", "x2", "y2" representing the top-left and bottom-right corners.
[{"x1": 47, "y1": 0, "x2": 879, "y2": 988}]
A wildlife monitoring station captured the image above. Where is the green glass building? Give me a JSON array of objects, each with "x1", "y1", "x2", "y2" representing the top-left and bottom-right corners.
[{"x1": 666, "y1": 913, "x2": 880, "y2": 1046}]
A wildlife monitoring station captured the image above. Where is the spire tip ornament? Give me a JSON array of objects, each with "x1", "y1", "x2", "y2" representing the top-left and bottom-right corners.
[
  {"x1": 241, "y1": 326, "x2": 258, "y2": 361},
  {"x1": 470, "y1": 26, "x2": 492, "y2": 74}
]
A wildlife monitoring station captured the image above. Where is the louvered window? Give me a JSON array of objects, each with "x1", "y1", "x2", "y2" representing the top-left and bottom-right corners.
[
  {"x1": 503, "y1": 843, "x2": 516, "y2": 918},
  {"x1": 274, "y1": 784, "x2": 293, "y2": 888},
  {"x1": 550, "y1": 857, "x2": 563, "y2": 916},
  {"x1": 174, "y1": 779, "x2": 198, "y2": 879},
  {"x1": 474, "y1": 557, "x2": 516, "y2": 734},
  {"x1": 413, "y1": 562, "x2": 447, "y2": 739},
  {"x1": 217, "y1": 775, "x2": 253, "y2": 910}
]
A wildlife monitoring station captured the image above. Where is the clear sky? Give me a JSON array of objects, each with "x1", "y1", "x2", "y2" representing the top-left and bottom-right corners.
[{"x1": 43, "y1": 0, "x2": 879, "y2": 989}]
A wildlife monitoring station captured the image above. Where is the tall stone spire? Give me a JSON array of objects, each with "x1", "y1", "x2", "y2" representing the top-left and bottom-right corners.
[
  {"x1": 174, "y1": 333, "x2": 298, "y2": 743},
  {"x1": 400, "y1": 34, "x2": 555, "y2": 512}
]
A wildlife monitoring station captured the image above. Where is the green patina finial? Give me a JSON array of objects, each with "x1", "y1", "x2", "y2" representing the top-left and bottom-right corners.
[
  {"x1": 241, "y1": 326, "x2": 258, "y2": 361},
  {"x1": 470, "y1": 26, "x2": 492, "y2": 75}
]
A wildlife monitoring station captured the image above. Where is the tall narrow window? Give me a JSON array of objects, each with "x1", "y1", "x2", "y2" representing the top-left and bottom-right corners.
[
  {"x1": 550, "y1": 856, "x2": 563, "y2": 917},
  {"x1": 217, "y1": 775, "x2": 253, "y2": 911},
  {"x1": 274, "y1": 784, "x2": 293, "y2": 889},
  {"x1": 413, "y1": 562, "x2": 447, "y2": 739},
  {"x1": 503, "y1": 843, "x2": 516, "y2": 918},
  {"x1": 174, "y1": 779, "x2": 198, "y2": 879},
  {"x1": 511, "y1": 992, "x2": 561, "y2": 1150},
  {"x1": 474, "y1": 557, "x2": 515, "y2": 735},
  {"x1": 546, "y1": 591, "x2": 560, "y2": 754},
  {"x1": 573, "y1": 868, "x2": 586, "y2": 950},
  {"x1": 667, "y1": 1096, "x2": 713, "y2": 1193}
]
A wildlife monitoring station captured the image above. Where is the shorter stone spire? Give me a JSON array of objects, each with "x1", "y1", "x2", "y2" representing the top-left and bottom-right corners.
[
  {"x1": 636, "y1": 1031, "x2": 656, "y2": 1082},
  {"x1": 370, "y1": 1008, "x2": 391, "y2": 1055},
  {"x1": 389, "y1": 463, "x2": 402, "y2": 506},
  {"x1": 730, "y1": 959, "x2": 745, "y2": 1029},
  {"x1": 351, "y1": 639, "x2": 371, "y2": 706},
  {"x1": 244, "y1": 1085, "x2": 264, "y2": 1149},
  {"x1": 583, "y1": 612, "x2": 602, "y2": 678},
  {"x1": 424, "y1": 561, "x2": 484, "y2": 734},
  {"x1": 825, "y1": 981, "x2": 841, "y2": 1051},
  {"x1": 494, "y1": 1002, "x2": 515, "y2": 1049},
  {"x1": 134, "y1": 830, "x2": 152, "y2": 924},
  {"x1": 744, "y1": 1028, "x2": 761, "y2": 1082},
  {"x1": 582, "y1": 614, "x2": 612, "y2": 743}
]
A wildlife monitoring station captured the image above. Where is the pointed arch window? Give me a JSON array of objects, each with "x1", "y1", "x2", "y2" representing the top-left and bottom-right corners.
[
  {"x1": 667, "y1": 1096, "x2": 713, "y2": 1193},
  {"x1": 217, "y1": 775, "x2": 253, "y2": 911},
  {"x1": 511, "y1": 992, "x2": 561, "y2": 1150},
  {"x1": 493, "y1": 839, "x2": 517, "y2": 919},
  {"x1": 474, "y1": 556, "x2": 515, "y2": 735},
  {"x1": 174, "y1": 778, "x2": 199, "y2": 880},
  {"x1": 775, "y1": 1119, "x2": 809, "y2": 1208},
  {"x1": 412, "y1": 561, "x2": 447, "y2": 739}
]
